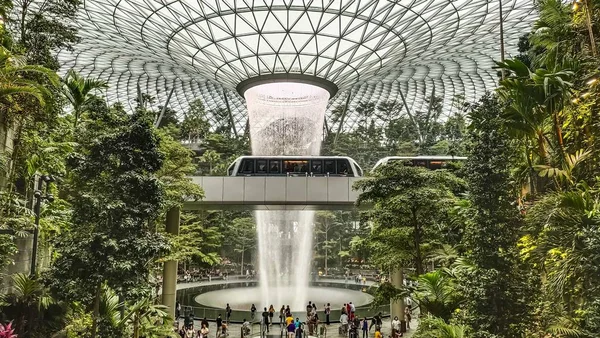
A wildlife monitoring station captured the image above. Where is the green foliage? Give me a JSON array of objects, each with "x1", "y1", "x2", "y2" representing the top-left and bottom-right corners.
[
  {"x1": 11, "y1": 0, "x2": 81, "y2": 70},
  {"x1": 63, "y1": 70, "x2": 107, "y2": 127},
  {"x1": 413, "y1": 271, "x2": 461, "y2": 321},
  {"x1": 355, "y1": 163, "x2": 463, "y2": 275},
  {"x1": 165, "y1": 211, "x2": 223, "y2": 266},
  {"x1": 413, "y1": 315, "x2": 467, "y2": 338},
  {"x1": 156, "y1": 128, "x2": 204, "y2": 210},
  {"x1": 46, "y1": 104, "x2": 169, "y2": 337},
  {"x1": 457, "y1": 93, "x2": 532, "y2": 338},
  {"x1": 0, "y1": 233, "x2": 17, "y2": 272},
  {"x1": 324, "y1": 95, "x2": 469, "y2": 169},
  {"x1": 0, "y1": 273, "x2": 55, "y2": 336}
]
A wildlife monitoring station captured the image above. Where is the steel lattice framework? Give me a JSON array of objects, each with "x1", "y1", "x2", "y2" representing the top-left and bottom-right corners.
[{"x1": 58, "y1": 0, "x2": 536, "y2": 134}]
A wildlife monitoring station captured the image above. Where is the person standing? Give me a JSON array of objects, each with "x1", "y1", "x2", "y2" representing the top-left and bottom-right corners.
[
  {"x1": 340, "y1": 312, "x2": 349, "y2": 335},
  {"x1": 404, "y1": 307, "x2": 412, "y2": 330},
  {"x1": 268, "y1": 305, "x2": 275, "y2": 324},
  {"x1": 201, "y1": 317, "x2": 209, "y2": 329},
  {"x1": 216, "y1": 314, "x2": 222, "y2": 334},
  {"x1": 294, "y1": 317, "x2": 302, "y2": 338},
  {"x1": 225, "y1": 304, "x2": 232, "y2": 323},
  {"x1": 287, "y1": 320, "x2": 296, "y2": 338},
  {"x1": 391, "y1": 316, "x2": 400, "y2": 338},
  {"x1": 324, "y1": 303, "x2": 331, "y2": 325},
  {"x1": 251, "y1": 304, "x2": 257, "y2": 321},
  {"x1": 200, "y1": 323, "x2": 209, "y2": 338},
  {"x1": 176, "y1": 301, "x2": 182, "y2": 319},
  {"x1": 262, "y1": 307, "x2": 270, "y2": 333},
  {"x1": 361, "y1": 317, "x2": 368, "y2": 338}
]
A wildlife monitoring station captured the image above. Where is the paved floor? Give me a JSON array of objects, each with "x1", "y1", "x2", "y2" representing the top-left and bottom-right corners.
[
  {"x1": 176, "y1": 316, "x2": 418, "y2": 338},
  {"x1": 175, "y1": 279, "x2": 418, "y2": 337}
]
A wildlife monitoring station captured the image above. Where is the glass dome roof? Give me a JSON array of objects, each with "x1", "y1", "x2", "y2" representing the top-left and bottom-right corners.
[{"x1": 58, "y1": 0, "x2": 537, "y2": 134}]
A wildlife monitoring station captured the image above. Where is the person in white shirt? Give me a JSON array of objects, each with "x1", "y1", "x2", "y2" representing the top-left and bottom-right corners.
[
  {"x1": 391, "y1": 316, "x2": 401, "y2": 338},
  {"x1": 340, "y1": 313, "x2": 349, "y2": 334}
]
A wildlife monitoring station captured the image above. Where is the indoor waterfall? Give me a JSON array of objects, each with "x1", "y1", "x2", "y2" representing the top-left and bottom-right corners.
[{"x1": 244, "y1": 82, "x2": 329, "y2": 310}]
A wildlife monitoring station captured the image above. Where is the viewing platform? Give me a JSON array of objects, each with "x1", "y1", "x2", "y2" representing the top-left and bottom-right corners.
[{"x1": 183, "y1": 176, "x2": 364, "y2": 210}]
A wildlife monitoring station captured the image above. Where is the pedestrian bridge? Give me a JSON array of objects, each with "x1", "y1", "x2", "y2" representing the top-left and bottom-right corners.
[{"x1": 183, "y1": 176, "x2": 364, "y2": 210}]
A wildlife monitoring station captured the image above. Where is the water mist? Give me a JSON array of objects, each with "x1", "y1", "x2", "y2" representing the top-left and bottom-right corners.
[{"x1": 244, "y1": 82, "x2": 329, "y2": 310}]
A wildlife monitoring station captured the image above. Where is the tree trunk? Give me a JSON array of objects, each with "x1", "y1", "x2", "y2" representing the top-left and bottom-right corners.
[
  {"x1": 133, "y1": 314, "x2": 140, "y2": 338},
  {"x1": 91, "y1": 282, "x2": 102, "y2": 338},
  {"x1": 412, "y1": 210, "x2": 423, "y2": 275},
  {"x1": 240, "y1": 246, "x2": 244, "y2": 276},
  {"x1": 324, "y1": 229, "x2": 328, "y2": 275}
]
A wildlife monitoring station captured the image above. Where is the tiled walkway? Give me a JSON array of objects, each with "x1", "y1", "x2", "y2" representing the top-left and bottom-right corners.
[{"x1": 177, "y1": 316, "x2": 419, "y2": 338}]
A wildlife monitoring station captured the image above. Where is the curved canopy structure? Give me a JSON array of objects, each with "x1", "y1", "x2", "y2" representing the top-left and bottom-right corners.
[{"x1": 59, "y1": 0, "x2": 537, "y2": 134}]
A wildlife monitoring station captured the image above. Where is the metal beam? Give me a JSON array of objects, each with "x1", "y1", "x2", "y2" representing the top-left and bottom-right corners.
[
  {"x1": 398, "y1": 86, "x2": 424, "y2": 145},
  {"x1": 334, "y1": 90, "x2": 352, "y2": 144},
  {"x1": 223, "y1": 90, "x2": 238, "y2": 138},
  {"x1": 155, "y1": 86, "x2": 175, "y2": 128}
]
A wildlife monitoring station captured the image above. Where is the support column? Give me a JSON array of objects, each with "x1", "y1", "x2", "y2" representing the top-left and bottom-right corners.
[
  {"x1": 390, "y1": 268, "x2": 406, "y2": 332},
  {"x1": 162, "y1": 207, "x2": 180, "y2": 318}
]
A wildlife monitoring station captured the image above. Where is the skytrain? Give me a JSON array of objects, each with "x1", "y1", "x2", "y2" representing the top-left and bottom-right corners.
[
  {"x1": 372, "y1": 156, "x2": 467, "y2": 170},
  {"x1": 227, "y1": 156, "x2": 364, "y2": 177}
]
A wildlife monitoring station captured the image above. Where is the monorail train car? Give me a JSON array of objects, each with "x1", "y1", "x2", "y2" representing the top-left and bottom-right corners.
[
  {"x1": 372, "y1": 156, "x2": 467, "y2": 171},
  {"x1": 227, "y1": 156, "x2": 364, "y2": 177}
]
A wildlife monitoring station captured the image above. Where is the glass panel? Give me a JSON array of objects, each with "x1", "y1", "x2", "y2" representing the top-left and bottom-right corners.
[
  {"x1": 311, "y1": 160, "x2": 323, "y2": 174},
  {"x1": 428, "y1": 160, "x2": 445, "y2": 170},
  {"x1": 269, "y1": 160, "x2": 280, "y2": 174},
  {"x1": 227, "y1": 163, "x2": 235, "y2": 176},
  {"x1": 336, "y1": 160, "x2": 352, "y2": 175},
  {"x1": 284, "y1": 160, "x2": 309, "y2": 173},
  {"x1": 412, "y1": 160, "x2": 427, "y2": 167},
  {"x1": 256, "y1": 159, "x2": 268, "y2": 173},
  {"x1": 241, "y1": 159, "x2": 254, "y2": 173},
  {"x1": 324, "y1": 160, "x2": 335, "y2": 174}
]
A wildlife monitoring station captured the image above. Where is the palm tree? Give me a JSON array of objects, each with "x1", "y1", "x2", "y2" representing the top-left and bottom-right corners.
[
  {"x1": 413, "y1": 271, "x2": 460, "y2": 321},
  {"x1": 4, "y1": 273, "x2": 55, "y2": 335},
  {"x1": 525, "y1": 184, "x2": 600, "y2": 335},
  {"x1": 0, "y1": 45, "x2": 59, "y2": 110},
  {"x1": 63, "y1": 70, "x2": 108, "y2": 128}
]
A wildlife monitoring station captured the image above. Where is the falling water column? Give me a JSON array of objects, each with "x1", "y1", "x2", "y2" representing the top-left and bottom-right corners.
[{"x1": 244, "y1": 81, "x2": 330, "y2": 311}]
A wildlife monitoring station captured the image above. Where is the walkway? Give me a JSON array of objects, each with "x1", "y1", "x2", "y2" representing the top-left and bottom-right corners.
[
  {"x1": 177, "y1": 316, "x2": 419, "y2": 338},
  {"x1": 176, "y1": 278, "x2": 377, "y2": 291},
  {"x1": 184, "y1": 176, "x2": 364, "y2": 210}
]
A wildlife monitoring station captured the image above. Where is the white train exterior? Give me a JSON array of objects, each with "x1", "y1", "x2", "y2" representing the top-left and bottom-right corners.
[
  {"x1": 228, "y1": 156, "x2": 364, "y2": 177},
  {"x1": 372, "y1": 156, "x2": 468, "y2": 170}
]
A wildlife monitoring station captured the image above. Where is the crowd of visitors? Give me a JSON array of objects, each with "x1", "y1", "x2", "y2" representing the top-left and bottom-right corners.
[{"x1": 175, "y1": 298, "x2": 413, "y2": 338}]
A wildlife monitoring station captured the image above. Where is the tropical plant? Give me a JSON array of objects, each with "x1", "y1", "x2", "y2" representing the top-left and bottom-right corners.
[
  {"x1": 413, "y1": 271, "x2": 460, "y2": 321},
  {"x1": 355, "y1": 163, "x2": 463, "y2": 275},
  {"x1": 0, "y1": 45, "x2": 59, "y2": 110},
  {"x1": 63, "y1": 70, "x2": 107, "y2": 128},
  {"x1": 413, "y1": 315, "x2": 467, "y2": 338},
  {"x1": 0, "y1": 321, "x2": 17, "y2": 338},
  {"x1": 1, "y1": 273, "x2": 55, "y2": 336}
]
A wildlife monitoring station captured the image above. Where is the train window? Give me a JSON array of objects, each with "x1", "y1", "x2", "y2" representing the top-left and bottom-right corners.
[
  {"x1": 241, "y1": 159, "x2": 254, "y2": 174},
  {"x1": 284, "y1": 160, "x2": 309, "y2": 173},
  {"x1": 413, "y1": 160, "x2": 427, "y2": 167},
  {"x1": 256, "y1": 160, "x2": 268, "y2": 173},
  {"x1": 428, "y1": 160, "x2": 445, "y2": 170},
  {"x1": 324, "y1": 160, "x2": 335, "y2": 174},
  {"x1": 311, "y1": 160, "x2": 323, "y2": 174},
  {"x1": 337, "y1": 160, "x2": 353, "y2": 175},
  {"x1": 269, "y1": 160, "x2": 280, "y2": 174}
]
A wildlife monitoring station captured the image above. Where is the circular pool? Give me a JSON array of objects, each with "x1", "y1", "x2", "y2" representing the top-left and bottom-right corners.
[{"x1": 194, "y1": 286, "x2": 374, "y2": 312}]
